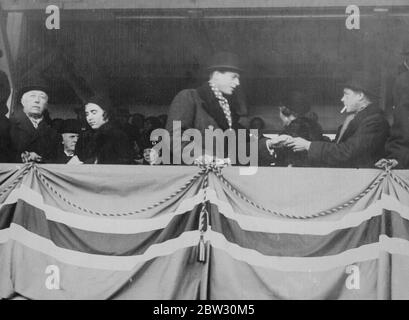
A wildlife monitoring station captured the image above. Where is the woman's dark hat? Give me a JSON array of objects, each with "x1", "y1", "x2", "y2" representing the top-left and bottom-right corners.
[
  {"x1": 207, "y1": 52, "x2": 243, "y2": 73},
  {"x1": 342, "y1": 71, "x2": 380, "y2": 99},
  {"x1": 86, "y1": 94, "x2": 113, "y2": 113}
]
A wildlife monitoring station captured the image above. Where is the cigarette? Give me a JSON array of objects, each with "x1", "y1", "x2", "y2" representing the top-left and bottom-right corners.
[{"x1": 340, "y1": 106, "x2": 347, "y2": 114}]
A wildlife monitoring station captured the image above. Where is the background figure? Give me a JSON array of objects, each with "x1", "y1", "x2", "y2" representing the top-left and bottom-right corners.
[
  {"x1": 249, "y1": 116, "x2": 265, "y2": 131},
  {"x1": 258, "y1": 91, "x2": 324, "y2": 167},
  {"x1": 52, "y1": 119, "x2": 82, "y2": 164},
  {"x1": 0, "y1": 70, "x2": 11, "y2": 163},
  {"x1": 115, "y1": 107, "x2": 135, "y2": 141},
  {"x1": 51, "y1": 118, "x2": 64, "y2": 133},
  {"x1": 79, "y1": 94, "x2": 132, "y2": 164},
  {"x1": 140, "y1": 116, "x2": 162, "y2": 150},
  {"x1": 9, "y1": 76, "x2": 59, "y2": 163},
  {"x1": 382, "y1": 44, "x2": 409, "y2": 168},
  {"x1": 157, "y1": 114, "x2": 168, "y2": 129}
]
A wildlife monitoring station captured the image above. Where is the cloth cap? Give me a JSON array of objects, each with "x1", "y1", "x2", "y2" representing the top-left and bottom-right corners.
[{"x1": 343, "y1": 71, "x2": 380, "y2": 99}]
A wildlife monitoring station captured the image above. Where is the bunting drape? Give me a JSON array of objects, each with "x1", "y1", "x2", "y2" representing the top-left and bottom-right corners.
[{"x1": 1, "y1": 163, "x2": 408, "y2": 299}]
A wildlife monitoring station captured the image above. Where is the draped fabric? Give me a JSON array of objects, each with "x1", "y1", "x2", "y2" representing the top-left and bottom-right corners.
[{"x1": 0, "y1": 163, "x2": 409, "y2": 300}]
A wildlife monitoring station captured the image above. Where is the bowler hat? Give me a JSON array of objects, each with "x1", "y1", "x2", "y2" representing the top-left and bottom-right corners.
[
  {"x1": 16, "y1": 76, "x2": 50, "y2": 102},
  {"x1": 207, "y1": 52, "x2": 242, "y2": 73},
  {"x1": 343, "y1": 71, "x2": 380, "y2": 99},
  {"x1": 59, "y1": 119, "x2": 81, "y2": 134},
  {"x1": 285, "y1": 91, "x2": 311, "y2": 116}
]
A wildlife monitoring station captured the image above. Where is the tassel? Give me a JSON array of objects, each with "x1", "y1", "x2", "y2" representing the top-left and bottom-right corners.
[{"x1": 198, "y1": 235, "x2": 206, "y2": 263}]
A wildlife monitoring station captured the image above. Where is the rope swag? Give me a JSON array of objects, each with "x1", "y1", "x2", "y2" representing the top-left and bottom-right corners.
[
  {"x1": 0, "y1": 163, "x2": 33, "y2": 199},
  {"x1": 33, "y1": 164, "x2": 207, "y2": 217}
]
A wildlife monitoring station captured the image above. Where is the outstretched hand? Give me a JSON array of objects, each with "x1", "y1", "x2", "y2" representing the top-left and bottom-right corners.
[{"x1": 284, "y1": 137, "x2": 311, "y2": 152}]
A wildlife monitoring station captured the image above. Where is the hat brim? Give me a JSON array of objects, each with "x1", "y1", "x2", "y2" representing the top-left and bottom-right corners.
[
  {"x1": 341, "y1": 83, "x2": 380, "y2": 99},
  {"x1": 206, "y1": 65, "x2": 243, "y2": 72},
  {"x1": 17, "y1": 85, "x2": 50, "y2": 101}
]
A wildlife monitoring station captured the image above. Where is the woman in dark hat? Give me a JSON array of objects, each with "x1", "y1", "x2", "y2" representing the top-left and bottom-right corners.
[
  {"x1": 79, "y1": 95, "x2": 132, "y2": 164},
  {"x1": 258, "y1": 91, "x2": 324, "y2": 167}
]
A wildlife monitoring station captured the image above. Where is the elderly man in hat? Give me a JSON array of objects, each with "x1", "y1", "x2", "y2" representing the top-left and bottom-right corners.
[
  {"x1": 9, "y1": 77, "x2": 59, "y2": 163},
  {"x1": 52, "y1": 119, "x2": 82, "y2": 164},
  {"x1": 284, "y1": 72, "x2": 389, "y2": 168},
  {"x1": 165, "y1": 52, "x2": 243, "y2": 165}
]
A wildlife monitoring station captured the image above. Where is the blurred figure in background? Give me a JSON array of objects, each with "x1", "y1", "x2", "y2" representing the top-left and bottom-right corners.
[
  {"x1": 116, "y1": 107, "x2": 135, "y2": 141},
  {"x1": 379, "y1": 44, "x2": 409, "y2": 168},
  {"x1": 157, "y1": 114, "x2": 168, "y2": 129},
  {"x1": 249, "y1": 116, "x2": 265, "y2": 131},
  {"x1": 258, "y1": 91, "x2": 324, "y2": 166}
]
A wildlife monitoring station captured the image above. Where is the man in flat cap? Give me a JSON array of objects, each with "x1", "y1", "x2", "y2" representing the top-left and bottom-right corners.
[
  {"x1": 9, "y1": 77, "x2": 59, "y2": 163},
  {"x1": 52, "y1": 119, "x2": 82, "y2": 164},
  {"x1": 165, "y1": 52, "x2": 243, "y2": 165},
  {"x1": 285, "y1": 72, "x2": 389, "y2": 168}
]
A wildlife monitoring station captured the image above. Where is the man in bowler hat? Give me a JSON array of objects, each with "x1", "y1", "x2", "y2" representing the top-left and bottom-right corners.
[
  {"x1": 285, "y1": 72, "x2": 389, "y2": 168},
  {"x1": 9, "y1": 76, "x2": 59, "y2": 163},
  {"x1": 52, "y1": 119, "x2": 82, "y2": 164},
  {"x1": 165, "y1": 52, "x2": 243, "y2": 164}
]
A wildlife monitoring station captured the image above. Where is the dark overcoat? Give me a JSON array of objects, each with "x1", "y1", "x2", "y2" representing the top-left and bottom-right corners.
[
  {"x1": 165, "y1": 82, "x2": 243, "y2": 164},
  {"x1": 385, "y1": 102, "x2": 409, "y2": 168},
  {"x1": 9, "y1": 110, "x2": 59, "y2": 162},
  {"x1": 308, "y1": 104, "x2": 389, "y2": 168},
  {"x1": 0, "y1": 116, "x2": 11, "y2": 162},
  {"x1": 80, "y1": 121, "x2": 132, "y2": 165}
]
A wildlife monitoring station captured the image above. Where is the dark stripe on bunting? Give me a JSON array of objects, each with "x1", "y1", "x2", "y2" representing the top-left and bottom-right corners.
[
  {"x1": 209, "y1": 207, "x2": 409, "y2": 257},
  {"x1": 0, "y1": 200, "x2": 201, "y2": 256},
  {"x1": 0, "y1": 203, "x2": 16, "y2": 230}
]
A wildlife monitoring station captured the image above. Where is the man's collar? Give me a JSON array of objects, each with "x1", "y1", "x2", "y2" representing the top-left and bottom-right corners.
[{"x1": 64, "y1": 150, "x2": 75, "y2": 157}]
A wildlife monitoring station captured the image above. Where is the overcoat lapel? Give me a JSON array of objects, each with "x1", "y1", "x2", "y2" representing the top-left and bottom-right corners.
[
  {"x1": 196, "y1": 83, "x2": 230, "y2": 130},
  {"x1": 337, "y1": 104, "x2": 379, "y2": 143}
]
